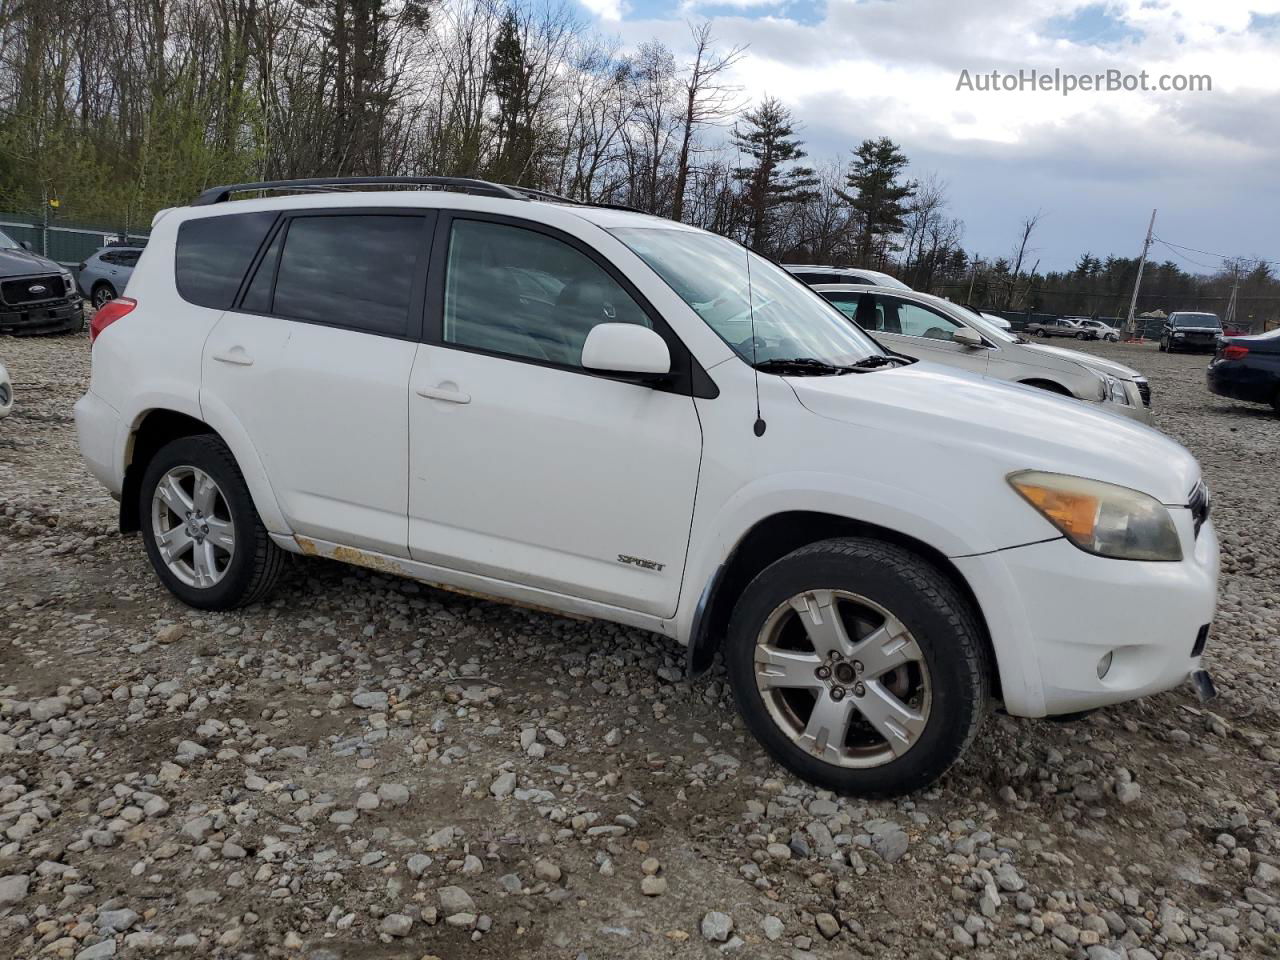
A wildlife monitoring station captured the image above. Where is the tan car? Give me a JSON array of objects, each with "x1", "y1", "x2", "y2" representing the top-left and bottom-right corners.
[{"x1": 814, "y1": 285, "x2": 1153, "y2": 424}]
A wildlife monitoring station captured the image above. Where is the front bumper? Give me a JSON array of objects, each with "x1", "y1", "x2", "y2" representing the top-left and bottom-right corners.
[
  {"x1": 74, "y1": 390, "x2": 125, "y2": 498},
  {"x1": 955, "y1": 515, "x2": 1219, "y2": 717},
  {"x1": 0, "y1": 297, "x2": 83, "y2": 335},
  {"x1": 1088, "y1": 393, "x2": 1154, "y2": 425}
]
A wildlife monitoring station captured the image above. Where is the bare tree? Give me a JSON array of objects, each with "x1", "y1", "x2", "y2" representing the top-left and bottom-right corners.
[{"x1": 670, "y1": 21, "x2": 744, "y2": 223}]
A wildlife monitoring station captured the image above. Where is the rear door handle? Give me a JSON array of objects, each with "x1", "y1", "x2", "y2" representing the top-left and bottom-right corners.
[
  {"x1": 416, "y1": 384, "x2": 470, "y2": 404},
  {"x1": 211, "y1": 347, "x2": 254, "y2": 366}
]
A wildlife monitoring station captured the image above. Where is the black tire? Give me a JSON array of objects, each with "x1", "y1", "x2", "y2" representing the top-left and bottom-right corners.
[
  {"x1": 1034, "y1": 329, "x2": 1048, "y2": 338},
  {"x1": 1075, "y1": 332, "x2": 1087, "y2": 340},
  {"x1": 91, "y1": 282, "x2": 116, "y2": 310},
  {"x1": 139, "y1": 434, "x2": 285, "y2": 610},
  {"x1": 725, "y1": 538, "x2": 990, "y2": 796}
]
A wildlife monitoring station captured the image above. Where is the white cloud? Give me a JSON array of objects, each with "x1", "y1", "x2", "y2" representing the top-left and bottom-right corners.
[{"x1": 603, "y1": 0, "x2": 1280, "y2": 266}]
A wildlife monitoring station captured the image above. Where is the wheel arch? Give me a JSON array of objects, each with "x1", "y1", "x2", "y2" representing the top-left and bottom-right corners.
[
  {"x1": 119, "y1": 406, "x2": 290, "y2": 538},
  {"x1": 685, "y1": 510, "x2": 1000, "y2": 699}
]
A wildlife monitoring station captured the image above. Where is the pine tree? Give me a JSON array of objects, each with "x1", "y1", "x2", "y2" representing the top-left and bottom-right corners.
[
  {"x1": 487, "y1": 10, "x2": 536, "y2": 185},
  {"x1": 842, "y1": 137, "x2": 916, "y2": 267},
  {"x1": 731, "y1": 97, "x2": 817, "y2": 254}
]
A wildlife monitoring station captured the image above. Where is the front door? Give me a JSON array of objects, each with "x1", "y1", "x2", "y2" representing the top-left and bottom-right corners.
[{"x1": 407, "y1": 214, "x2": 703, "y2": 618}]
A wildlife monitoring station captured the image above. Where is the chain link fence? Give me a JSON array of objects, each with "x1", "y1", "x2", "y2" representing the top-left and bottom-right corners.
[{"x1": 0, "y1": 213, "x2": 149, "y2": 268}]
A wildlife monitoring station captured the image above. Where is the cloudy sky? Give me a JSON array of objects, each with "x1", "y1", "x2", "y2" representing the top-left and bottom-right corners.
[{"x1": 585, "y1": 0, "x2": 1280, "y2": 272}]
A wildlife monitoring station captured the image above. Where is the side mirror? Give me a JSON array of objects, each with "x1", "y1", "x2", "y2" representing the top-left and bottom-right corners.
[
  {"x1": 582, "y1": 323, "x2": 671, "y2": 380},
  {"x1": 953, "y1": 327, "x2": 986, "y2": 348},
  {"x1": 19, "y1": 240, "x2": 31, "y2": 251}
]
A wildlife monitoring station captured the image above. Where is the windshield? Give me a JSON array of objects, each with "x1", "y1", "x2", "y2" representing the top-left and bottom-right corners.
[
  {"x1": 1172, "y1": 313, "x2": 1221, "y2": 328},
  {"x1": 0, "y1": 230, "x2": 18, "y2": 250},
  {"x1": 612, "y1": 228, "x2": 882, "y2": 366}
]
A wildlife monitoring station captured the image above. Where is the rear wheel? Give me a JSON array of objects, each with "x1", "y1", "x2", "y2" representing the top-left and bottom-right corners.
[
  {"x1": 139, "y1": 435, "x2": 285, "y2": 610},
  {"x1": 725, "y1": 538, "x2": 990, "y2": 796},
  {"x1": 1075, "y1": 332, "x2": 1087, "y2": 340},
  {"x1": 1034, "y1": 329, "x2": 1048, "y2": 338}
]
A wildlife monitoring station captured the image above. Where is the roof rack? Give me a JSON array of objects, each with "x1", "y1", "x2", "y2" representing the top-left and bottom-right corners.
[
  {"x1": 190, "y1": 175, "x2": 652, "y2": 215},
  {"x1": 191, "y1": 176, "x2": 531, "y2": 206}
]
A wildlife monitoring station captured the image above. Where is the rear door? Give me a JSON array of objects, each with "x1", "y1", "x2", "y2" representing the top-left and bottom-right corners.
[
  {"x1": 406, "y1": 213, "x2": 703, "y2": 617},
  {"x1": 201, "y1": 209, "x2": 431, "y2": 557}
]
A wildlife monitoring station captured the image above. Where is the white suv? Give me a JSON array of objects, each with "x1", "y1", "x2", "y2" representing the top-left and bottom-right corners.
[{"x1": 76, "y1": 177, "x2": 1219, "y2": 796}]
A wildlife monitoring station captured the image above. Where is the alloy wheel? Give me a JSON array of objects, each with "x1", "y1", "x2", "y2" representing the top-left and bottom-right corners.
[
  {"x1": 150, "y1": 465, "x2": 236, "y2": 588},
  {"x1": 93, "y1": 287, "x2": 114, "y2": 309},
  {"x1": 753, "y1": 589, "x2": 931, "y2": 768}
]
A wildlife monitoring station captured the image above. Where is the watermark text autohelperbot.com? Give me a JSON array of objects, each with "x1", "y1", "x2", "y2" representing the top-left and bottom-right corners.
[{"x1": 956, "y1": 68, "x2": 1211, "y2": 96}]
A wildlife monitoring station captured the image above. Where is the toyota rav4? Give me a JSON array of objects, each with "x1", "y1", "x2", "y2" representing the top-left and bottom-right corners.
[{"x1": 75, "y1": 177, "x2": 1219, "y2": 796}]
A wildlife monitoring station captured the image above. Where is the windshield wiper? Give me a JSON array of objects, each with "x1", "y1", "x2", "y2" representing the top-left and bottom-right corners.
[
  {"x1": 849, "y1": 354, "x2": 907, "y2": 368},
  {"x1": 752, "y1": 357, "x2": 856, "y2": 376}
]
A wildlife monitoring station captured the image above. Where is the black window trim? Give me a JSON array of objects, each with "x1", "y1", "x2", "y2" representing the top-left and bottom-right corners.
[
  {"x1": 228, "y1": 207, "x2": 435, "y2": 344},
  {"x1": 424, "y1": 210, "x2": 717, "y2": 399}
]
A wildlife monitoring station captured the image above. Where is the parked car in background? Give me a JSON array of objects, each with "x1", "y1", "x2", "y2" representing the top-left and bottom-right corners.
[
  {"x1": 814, "y1": 284, "x2": 1152, "y2": 423},
  {"x1": 0, "y1": 358, "x2": 11, "y2": 418},
  {"x1": 78, "y1": 175, "x2": 1216, "y2": 797},
  {"x1": 78, "y1": 243, "x2": 145, "y2": 309},
  {"x1": 1207, "y1": 328, "x2": 1280, "y2": 413},
  {"x1": 784, "y1": 263, "x2": 913, "y2": 290},
  {"x1": 976, "y1": 310, "x2": 1013, "y2": 331},
  {"x1": 1025, "y1": 317, "x2": 1097, "y2": 340},
  {"x1": 1075, "y1": 319, "x2": 1121, "y2": 342},
  {"x1": 1161, "y1": 312, "x2": 1222, "y2": 353},
  {"x1": 0, "y1": 228, "x2": 85, "y2": 335}
]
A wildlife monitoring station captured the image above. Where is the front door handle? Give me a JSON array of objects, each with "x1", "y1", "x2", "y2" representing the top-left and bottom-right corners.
[
  {"x1": 212, "y1": 347, "x2": 254, "y2": 366},
  {"x1": 416, "y1": 384, "x2": 470, "y2": 404}
]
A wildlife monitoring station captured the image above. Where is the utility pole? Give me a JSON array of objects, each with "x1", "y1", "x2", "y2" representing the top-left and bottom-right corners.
[
  {"x1": 1125, "y1": 208, "x2": 1156, "y2": 339},
  {"x1": 966, "y1": 256, "x2": 981, "y2": 304},
  {"x1": 1224, "y1": 265, "x2": 1239, "y2": 331}
]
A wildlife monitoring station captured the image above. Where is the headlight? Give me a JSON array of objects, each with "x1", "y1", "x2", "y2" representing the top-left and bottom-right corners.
[
  {"x1": 1172, "y1": 331, "x2": 1184, "y2": 338},
  {"x1": 1008, "y1": 471, "x2": 1182, "y2": 561},
  {"x1": 1102, "y1": 374, "x2": 1130, "y2": 405}
]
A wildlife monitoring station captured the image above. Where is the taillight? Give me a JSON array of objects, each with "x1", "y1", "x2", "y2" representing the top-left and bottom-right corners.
[
  {"x1": 90, "y1": 297, "x2": 136, "y2": 343},
  {"x1": 1221, "y1": 344, "x2": 1249, "y2": 360}
]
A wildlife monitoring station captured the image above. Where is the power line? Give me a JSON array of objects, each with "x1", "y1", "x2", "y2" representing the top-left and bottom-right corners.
[
  {"x1": 1152, "y1": 236, "x2": 1278, "y2": 269},
  {"x1": 1152, "y1": 239, "x2": 1221, "y2": 271}
]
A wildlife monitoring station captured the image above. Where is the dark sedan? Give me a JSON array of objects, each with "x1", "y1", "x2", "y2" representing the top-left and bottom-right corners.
[{"x1": 1207, "y1": 329, "x2": 1280, "y2": 414}]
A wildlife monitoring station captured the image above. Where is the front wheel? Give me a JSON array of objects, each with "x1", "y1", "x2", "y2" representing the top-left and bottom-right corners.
[
  {"x1": 140, "y1": 435, "x2": 285, "y2": 610},
  {"x1": 725, "y1": 538, "x2": 990, "y2": 796},
  {"x1": 91, "y1": 282, "x2": 117, "y2": 310}
]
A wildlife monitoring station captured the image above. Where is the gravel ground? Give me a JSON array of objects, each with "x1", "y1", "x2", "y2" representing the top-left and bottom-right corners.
[{"x1": 1, "y1": 331, "x2": 1277, "y2": 960}]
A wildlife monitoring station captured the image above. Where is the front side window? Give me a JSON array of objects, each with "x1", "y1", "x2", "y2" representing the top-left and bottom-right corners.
[
  {"x1": 613, "y1": 227, "x2": 881, "y2": 366},
  {"x1": 888, "y1": 299, "x2": 964, "y2": 341},
  {"x1": 443, "y1": 218, "x2": 650, "y2": 367},
  {"x1": 176, "y1": 212, "x2": 276, "y2": 309},
  {"x1": 272, "y1": 215, "x2": 422, "y2": 336}
]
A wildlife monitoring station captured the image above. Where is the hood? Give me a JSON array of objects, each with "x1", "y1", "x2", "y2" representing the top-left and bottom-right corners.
[
  {"x1": 788, "y1": 361, "x2": 1199, "y2": 506},
  {"x1": 1023, "y1": 342, "x2": 1143, "y2": 380},
  {"x1": 0, "y1": 246, "x2": 63, "y2": 278}
]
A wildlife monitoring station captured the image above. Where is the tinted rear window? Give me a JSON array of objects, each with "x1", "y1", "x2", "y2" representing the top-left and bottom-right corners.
[
  {"x1": 271, "y1": 215, "x2": 422, "y2": 336},
  {"x1": 176, "y1": 212, "x2": 276, "y2": 309}
]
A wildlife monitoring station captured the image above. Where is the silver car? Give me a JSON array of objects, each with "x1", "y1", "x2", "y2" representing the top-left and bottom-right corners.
[
  {"x1": 814, "y1": 284, "x2": 1153, "y2": 424},
  {"x1": 77, "y1": 245, "x2": 144, "y2": 309},
  {"x1": 784, "y1": 263, "x2": 913, "y2": 290}
]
